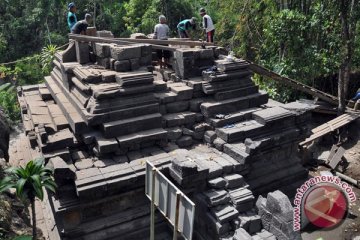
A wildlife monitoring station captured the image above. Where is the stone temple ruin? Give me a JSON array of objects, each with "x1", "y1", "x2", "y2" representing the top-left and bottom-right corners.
[{"x1": 11, "y1": 33, "x2": 314, "y2": 239}]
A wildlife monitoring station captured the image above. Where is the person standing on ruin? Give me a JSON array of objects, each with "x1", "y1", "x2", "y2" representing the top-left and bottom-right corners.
[
  {"x1": 199, "y1": 8, "x2": 215, "y2": 43},
  {"x1": 67, "y1": 2, "x2": 78, "y2": 31},
  {"x1": 153, "y1": 15, "x2": 171, "y2": 69},
  {"x1": 177, "y1": 17, "x2": 197, "y2": 39},
  {"x1": 71, "y1": 14, "x2": 93, "y2": 35}
]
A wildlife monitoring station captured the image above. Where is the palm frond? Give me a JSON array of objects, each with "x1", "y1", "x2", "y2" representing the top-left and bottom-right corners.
[
  {"x1": 0, "y1": 176, "x2": 16, "y2": 192},
  {"x1": 15, "y1": 178, "x2": 27, "y2": 200},
  {"x1": 43, "y1": 180, "x2": 57, "y2": 193},
  {"x1": 1, "y1": 159, "x2": 57, "y2": 203}
]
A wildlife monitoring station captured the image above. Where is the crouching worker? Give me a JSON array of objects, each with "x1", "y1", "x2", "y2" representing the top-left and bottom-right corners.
[
  {"x1": 177, "y1": 17, "x2": 196, "y2": 39},
  {"x1": 71, "y1": 13, "x2": 93, "y2": 35}
]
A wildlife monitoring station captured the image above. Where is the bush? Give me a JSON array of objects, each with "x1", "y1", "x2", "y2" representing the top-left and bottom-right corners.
[{"x1": 0, "y1": 85, "x2": 20, "y2": 124}]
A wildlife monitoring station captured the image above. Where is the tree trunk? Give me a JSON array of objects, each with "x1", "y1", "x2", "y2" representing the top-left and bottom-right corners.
[
  {"x1": 93, "y1": 0, "x2": 96, "y2": 27},
  {"x1": 31, "y1": 197, "x2": 37, "y2": 240},
  {"x1": 338, "y1": 66, "x2": 346, "y2": 114},
  {"x1": 344, "y1": 62, "x2": 351, "y2": 99},
  {"x1": 338, "y1": 0, "x2": 351, "y2": 114}
]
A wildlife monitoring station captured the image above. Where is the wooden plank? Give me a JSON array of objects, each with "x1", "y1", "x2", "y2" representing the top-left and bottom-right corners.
[
  {"x1": 326, "y1": 145, "x2": 338, "y2": 164},
  {"x1": 312, "y1": 117, "x2": 357, "y2": 135},
  {"x1": 69, "y1": 34, "x2": 178, "y2": 51},
  {"x1": 328, "y1": 146, "x2": 346, "y2": 169},
  {"x1": 312, "y1": 114, "x2": 357, "y2": 133},
  {"x1": 300, "y1": 113, "x2": 359, "y2": 146}
]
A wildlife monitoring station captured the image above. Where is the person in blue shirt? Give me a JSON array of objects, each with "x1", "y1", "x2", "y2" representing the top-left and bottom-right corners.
[
  {"x1": 352, "y1": 88, "x2": 360, "y2": 101},
  {"x1": 177, "y1": 17, "x2": 196, "y2": 39},
  {"x1": 67, "y1": 2, "x2": 77, "y2": 31}
]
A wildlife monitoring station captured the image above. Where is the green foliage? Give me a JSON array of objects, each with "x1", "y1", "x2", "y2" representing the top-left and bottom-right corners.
[
  {"x1": 40, "y1": 45, "x2": 58, "y2": 74},
  {"x1": 208, "y1": 0, "x2": 360, "y2": 102},
  {"x1": 124, "y1": 0, "x2": 153, "y2": 33},
  {"x1": 0, "y1": 158, "x2": 56, "y2": 239},
  {"x1": 0, "y1": 158, "x2": 56, "y2": 202},
  {"x1": 47, "y1": 32, "x2": 67, "y2": 47},
  {"x1": 0, "y1": 0, "x2": 359, "y2": 105},
  {"x1": 12, "y1": 236, "x2": 33, "y2": 240},
  {"x1": 0, "y1": 83, "x2": 20, "y2": 123},
  {"x1": 0, "y1": 56, "x2": 45, "y2": 86},
  {"x1": 123, "y1": 0, "x2": 195, "y2": 35}
]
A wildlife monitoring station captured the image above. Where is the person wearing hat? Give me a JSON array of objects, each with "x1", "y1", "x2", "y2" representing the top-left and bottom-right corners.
[
  {"x1": 199, "y1": 8, "x2": 215, "y2": 43},
  {"x1": 71, "y1": 14, "x2": 93, "y2": 35},
  {"x1": 67, "y1": 2, "x2": 77, "y2": 31},
  {"x1": 177, "y1": 17, "x2": 197, "y2": 39},
  {"x1": 153, "y1": 15, "x2": 171, "y2": 68}
]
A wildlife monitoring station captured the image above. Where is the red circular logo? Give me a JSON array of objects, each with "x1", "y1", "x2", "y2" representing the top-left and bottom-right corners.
[{"x1": 304, "y1": 184, "x2": 348, "y2": 229}]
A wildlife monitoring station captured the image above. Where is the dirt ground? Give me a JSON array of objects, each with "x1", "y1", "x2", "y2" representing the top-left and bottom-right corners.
[{"x1": 302, "y1": 122, "x2": 360, "y2": 240}]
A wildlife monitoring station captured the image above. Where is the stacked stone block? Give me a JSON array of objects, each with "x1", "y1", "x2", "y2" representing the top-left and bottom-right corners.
[
  {"x1": 94, "y1": 43, "x2": 152, "y2": 71},
  {"x1": 256, "y1": 190, "x2": 301, "y2": 240},
  {"x1": 13, "y1": 37, "x2": 313, "y2": 240},
  {"x1": 173, "y1": 48, "x2": 215, "y2": 79},
  {"x1": 166, "y1": 146, "x2": 257, "y2": 240}
]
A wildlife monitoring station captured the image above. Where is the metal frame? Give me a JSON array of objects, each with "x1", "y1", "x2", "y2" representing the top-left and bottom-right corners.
[{"x1": 145, "y1": 161, "x2": 195, "y2": 240}]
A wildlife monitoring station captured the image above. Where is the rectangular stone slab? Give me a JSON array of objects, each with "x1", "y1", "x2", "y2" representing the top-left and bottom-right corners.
[
  {"x1": 202, "y1": 70, "x2": 252, "y2": 82},
  {"x1": 210, "y1": 204, "x2": 239, "y2": 224},
  {"x1": 75, "y1": 41, "x2": 90, "y2": 64},
  {"x1": 203, "y1": 189, "x2": 230, "y2": 207},
  {"x1": 224, "y1": 174, "x2": 246, "y2": 189},
  {"x1": 73, "y1": 67, "x2": 102, "y2": 84},
  {"x1": 215, "y1": 59, "x2": 250, "y2": 72},
  {"x1": 214, "y1": 85, "x2": 259, "y2": 101},
  {"x1": 95, "y1": 136, "x2": 120, "y2": 154},
  {"x1": 106, "y1": 103, "x2": 159, "y2": 122},
  {"x1": 202, "y1": 78, "x2": 253, "y2": 95},
  {"x1": 116, "y1": 128, "x2": 167, "y2": 149},
  {"x1": 115, "y1": 71, "x2": 154, "y2": 86},
  {"x1": 252, "y1": 106, "x2": 295, "y2": 127},
  {"x1": 111, "y1": 45, "x2": 142, "y2": 60},
  {"x1": 154, "y1": 92, "x2": 177, "y2": 104},
  {"x1": 102, "y1": 113, "x2": 162, "y2": 138},
  {"x1": 168, "y1": 83, "x2": 193, "y2": 101},
  {"x1": 208, "y1": 108, "x2": 260, "y2": 128},
  {"x1": 94, "y1": 43, "x2": 113, "y2": 58},
  {"x1": 45, "y1": 76, "x2": 87, "y2": 134},
  {"x1": 216, "y1": 120, "x2": 265, "y2": 143},
  {"x1": 201, "y1": 95, "x2": 254, "y2": 117},
  {"x1": 71, "y1": 77, "x2": 91, "y2": 95}
]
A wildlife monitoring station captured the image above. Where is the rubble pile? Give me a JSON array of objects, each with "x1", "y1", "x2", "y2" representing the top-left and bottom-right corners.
[{"x1": 11, "y1": 37, "x2": 312, "y2": 240}]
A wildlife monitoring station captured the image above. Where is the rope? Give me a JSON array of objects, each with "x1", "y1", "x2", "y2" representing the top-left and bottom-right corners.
[{"x1": 0, "y1": 42, "x2": 70, "y2": 66}]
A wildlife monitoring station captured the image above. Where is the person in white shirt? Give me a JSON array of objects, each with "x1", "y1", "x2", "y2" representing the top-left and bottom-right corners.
[
  {"x1": 153, "y1": 15, "x2": 171, "y2": 68},
  {"x1": 153, "y1": 15, "x2": 170, "y2": 40},
  {"x1": 199, "y1": 8, "x2": 215, "y2": 43}
]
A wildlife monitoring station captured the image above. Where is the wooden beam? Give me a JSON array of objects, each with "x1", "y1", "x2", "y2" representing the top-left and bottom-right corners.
[
  {"x1": 115, "y1": 38, "x2": 216, "y2": 47},
  {"x1": 248, "y1": 62, "x2": 339, "y2": 105},
  {"x1": 68, "y1": 34, "x2": 178, "y2": 51}
]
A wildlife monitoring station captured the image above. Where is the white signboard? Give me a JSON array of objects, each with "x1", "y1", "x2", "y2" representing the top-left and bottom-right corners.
[{"x1": 145, "y1": 161, "x2": 195, "y2": 240}]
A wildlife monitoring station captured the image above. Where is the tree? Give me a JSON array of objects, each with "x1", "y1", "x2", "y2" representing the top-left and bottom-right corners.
[
  {"x1": 337, "y1": 0, "x2": 360, "y2": 113},
  {"x1": 0, "y1": 158, "x2": 57, "y2": 240}
]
